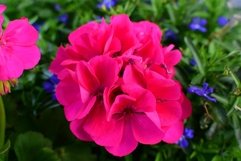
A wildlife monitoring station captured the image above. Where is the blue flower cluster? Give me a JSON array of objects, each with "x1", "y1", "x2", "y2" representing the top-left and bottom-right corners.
[
  {"x1": 97, "y1": 0, "x2": 117, "y2": 10},
  {"x1": 178, "y1": 128, "x2": 194, "y2": 148},
  {"x1": 189, "y1": 17, "x2": 207, "y2": 33},
  {"x1": 188, "y1": 83, "x2": 216, "y2": 102},
  {"x1": 188, "y1": 16, "x2": 229, "y2": 33}
]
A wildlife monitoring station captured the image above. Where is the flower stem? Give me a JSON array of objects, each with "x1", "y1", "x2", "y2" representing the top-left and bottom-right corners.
[{"x1": 0, "y1": 96, "x2": 5, "y2": 148}]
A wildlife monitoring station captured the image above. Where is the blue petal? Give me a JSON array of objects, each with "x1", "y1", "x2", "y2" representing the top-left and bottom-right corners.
[{"x1": 184, "y1": 128, "x2": 194, "y2": 139}]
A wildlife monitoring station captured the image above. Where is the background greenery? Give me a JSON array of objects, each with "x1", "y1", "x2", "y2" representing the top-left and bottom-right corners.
[{"x1": 1, "y1": 0, "x2": 241, "y2": 160}]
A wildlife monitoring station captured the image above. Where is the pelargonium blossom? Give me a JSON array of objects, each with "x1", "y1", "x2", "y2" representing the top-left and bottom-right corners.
[
  {"x1": 0, "y1": 4, "x2": 41, "y2": 95},
  {"x1": 50, "y1": 14, "x2": 192, "y2": 157}
]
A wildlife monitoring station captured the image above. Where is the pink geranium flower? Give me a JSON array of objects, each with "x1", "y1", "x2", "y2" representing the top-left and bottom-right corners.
[
  {"x1": 50, "y1": 14, "x2": 192, "y2": 157},
  {"x1": 0, "y1": 4, "x2": 40, "y2": 95}
]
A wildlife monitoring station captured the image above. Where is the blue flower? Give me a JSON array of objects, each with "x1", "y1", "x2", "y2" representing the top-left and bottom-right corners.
[
  {"x1": 184, "y1": 128, "x2": 194, "y2": 139},
  {"x1": 188, "y1": 83, "x2": 216, "y2": 102},
  {"x1": 43, "y1": 75, "x2": 59, "y2": 100},
  {"x1": 177, "y1": 128, "x2": 194, "y2": 148},
  {"x1": 189, "y1": 17, "x2": 207, "y2": 33},
  {"x1": 58, "y1": 13, "x2": 68, "y2": 24},
  {"x1": 178, "y1": 136, "x2": 189, "y2": 148},
  {"x1": 97, "y1": 0, "x2": 117, "y2": 10},
  {"x1": 189, "y1": 58, "x2": 197, "y2": 66},
  {"x1": 164, "y1": 29, "x2": 178, "y2": 42},
  {"x1": 33, "y1": 22, "x2": 44, "y2": 31},
  {"x1": 217, "y1": 16, "x2": 229, "y2": 27}
]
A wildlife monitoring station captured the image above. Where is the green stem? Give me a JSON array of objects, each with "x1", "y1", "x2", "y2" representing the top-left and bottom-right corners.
[{"x1": 0, "y1": 96, "x2": 5, "y2": 148}]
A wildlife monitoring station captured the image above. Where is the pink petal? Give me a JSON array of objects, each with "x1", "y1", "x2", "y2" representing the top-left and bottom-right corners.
[
  {"x1": 3, "y1": 18, "x2": 38, "y2": 46},
  {"x1": 55, "y1": 73, "x2": 97, "y2": 120},
  {"x1": 0, "y1": 51, "x2": 23, "y2": 80},
  {"x1": 55, "y1": 75, "x2": 80, "y2": 106},
  {"x1": 121, "y1": 86, "x2": 156, "y2": 113},
  {"x1": 110, "y1": 14, "x2": 132, "y2": 36},
  {"x1": 133, "y1": 21, "x2": 162, "y2": 43},
  {"x1": 133, "y1": 90, "x2": 155, "y2": 110},
  {"x1": 103, "y1": 84, "x2": 123, "y2": 112},
  {"x1": 68, "y1": 21, "x2": 110, "y2": 60},
  {"x1": 0, "y1": 5, "x2": 6, "y2": 14},
  {"x1": 89, "y1": 56, "x2": 120, "y2": 87},
  {"x1": 70, "y1": 119, "x2": 93, "y2": 141},
  {"x1": 76, "y1": 61, "x2": 100, "y2": 92},
  {"x1": 145, "y1": 111, "x2": 161, "y2": 128},
  {"x1": 64, "y1": 100, "x2": 84, "y2": 121},
  {"x1": 69, "y1": 22, "x2": 98, "y2": 46},
  {"x1": 108, "y1": 94, "x2": 136, "y2": 120},
  {"x1": 180, "y1": 94, "x2": 192, "y2": 119},
  {"x1": 156, "y1": 101, "x2": 182, "y2": 126},
  {"x1": 105, "y1": 121, "x2": 138, "y2": 157},
  {"x1": 9, "y1": 45, "x2": 40, "y2": 69},
  {"x1": 123, "y1": 65, "x2": 146, "y2": 88},
  {"x1": 163, "y1": 45, "x2": 182, "y2": 66},
  {"x1": 49, "y1": 46, "x2": 68, "y2": 76},
  {"x1": 162, "y1": 121, "x2": 184, "y2": 143},
  {"x1": 131, "y1": 113, "x2": 164, "y2": 144},
  {"x1": 83, "y1": 103, "x2": 123, "y2": 146},
  {"x1": 110, "y1": 14, "x2": 138, "y2": 54},
  {"x1": 104, "y1": 35, "x2": 121, "y2": 55},
  {"x1": 64, "y1": 96, "x2": 96, "y2": 121},
  {"x1": 146, "y1": 71, "x2": 181, "y2": 100}
]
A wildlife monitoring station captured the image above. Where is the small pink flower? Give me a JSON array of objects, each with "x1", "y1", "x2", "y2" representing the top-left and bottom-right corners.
[
  {"x1": 0, "y1": 4, "x2": 40, "y2": 95},
  {"x1": 0, "y1": 6, "x2": 40, "y2": 81}
]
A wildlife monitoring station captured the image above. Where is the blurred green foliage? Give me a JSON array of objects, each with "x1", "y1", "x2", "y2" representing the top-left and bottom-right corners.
[{"x1": 0, "y1": 0, "x2": 241, "y2": 160}]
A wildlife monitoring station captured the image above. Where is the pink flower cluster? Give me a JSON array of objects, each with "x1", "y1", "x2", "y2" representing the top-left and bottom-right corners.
[
  {"x1": 50, "y1": 14, "x2": 192, "y2": 156},
  {"x1": 0, "y1": 4, "x2": 40, "y2": 94}
]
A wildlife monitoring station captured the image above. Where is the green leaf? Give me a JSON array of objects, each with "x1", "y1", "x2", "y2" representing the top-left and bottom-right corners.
[
  {"x1": 14, "y1": 131, "x2": 60, "y2": 161},
  {"x1": 184, "y1": 37, "x2": 205, "y2": 76},
  {"x1": 166, "y1": 4, "x2": 176, "y2": 23},
  {"x1": 191, "y1": 74, "x2": 204, "y2": 85},
  {"x1": 211, "y1": 155, "x2": 223, "y2": 161}
]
